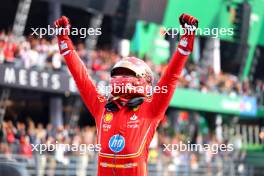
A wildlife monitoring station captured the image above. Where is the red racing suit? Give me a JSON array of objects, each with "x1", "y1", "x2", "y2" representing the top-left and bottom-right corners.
[
  {"x1": 61, "y1": 46, "x2": 189, "y2": 176},
  {"x1": 56, "y1": 14, "x2": 197, "y2": 176}
]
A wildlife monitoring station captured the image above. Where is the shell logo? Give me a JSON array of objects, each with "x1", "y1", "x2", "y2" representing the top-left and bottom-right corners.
[{"x1": 104, "y1": 112, "x2": 113, "y2": 123}]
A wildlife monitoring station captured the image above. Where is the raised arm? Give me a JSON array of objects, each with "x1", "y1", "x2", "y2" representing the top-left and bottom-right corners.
[
  {"x1": 55, "y1": 16, "x2": 106, "y2": 120},
  {"x1": 149, "y1": 14, "x2": 198, "y2": 117}
]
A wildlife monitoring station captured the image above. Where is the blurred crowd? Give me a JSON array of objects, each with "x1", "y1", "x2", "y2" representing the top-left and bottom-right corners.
[
  {"x1": 0, "y1": 117, "x2": 241, "y2": 176},
  {"x1": 0, "y1": 31, "x2": 263, "y2": 99},
  {"x1": 0, "y1": 119, "x2": 97, "y2": 160},
  {"x1": 0, "y1": 31, "x2": 119, "y2": 72},
  {"x1": 180, "y1": 63, "x2": 264, "y2": 98},
  {"x1": 150, "y1": 132, "x2": 235, "y2": 174},
  {"x1": 0, "y1": 117, "x2": 235, "y2": 158}
]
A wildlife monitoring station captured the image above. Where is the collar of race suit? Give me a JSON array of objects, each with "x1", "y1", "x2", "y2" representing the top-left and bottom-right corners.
[{"x1": 105, "y1": 96, "x2": 145, "y2": 112}]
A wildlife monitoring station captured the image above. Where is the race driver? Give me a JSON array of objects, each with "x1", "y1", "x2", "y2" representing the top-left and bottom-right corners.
[{"x1": 55, "y1": 14, "x2": 198, "y2": 176}]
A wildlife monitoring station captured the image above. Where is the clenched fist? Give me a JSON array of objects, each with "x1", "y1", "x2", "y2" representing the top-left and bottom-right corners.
[
  {"x1": 179, "y1": 13, "x2": 198, "y2": 29},
  {"x1": 177, "y1": 14, "x2": 198, "y2": 54},
  {"x1": 54, "y1": 16, "x2": 70, "y2": 28},
  {"x1": 54, "y1": 16, "x2": 74, "y2": 55}
]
